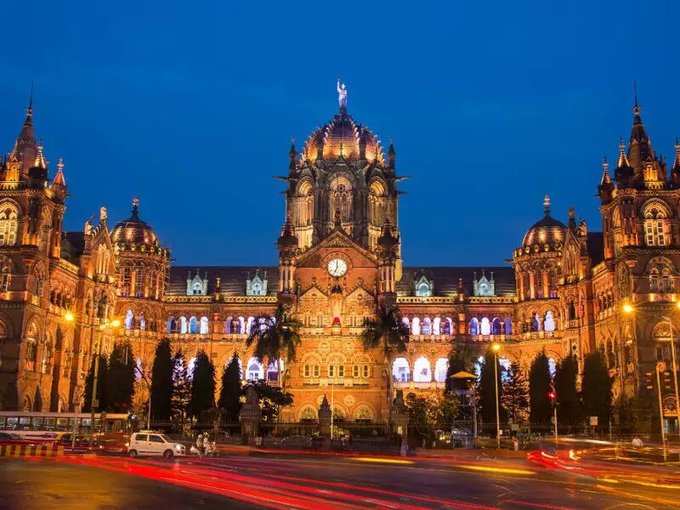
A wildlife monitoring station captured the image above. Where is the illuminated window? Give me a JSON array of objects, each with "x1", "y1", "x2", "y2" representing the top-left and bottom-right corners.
[
  {"x1": 544, "y1": 311, "x2": 556, "y2": 332},
  {"x1": 0, "y1": 204, "x2": 18, "y2": 247},
  {"x1": 643, "y1": 206, "x2": 669, "y2": 247},
  {"x1": 413, "y1": 357, "x2": 432, "y2": 382},
  {"x1": 246, "y1": 357, "x2": 264, "y2": 381},
  {"x1": 392, "y1": 357, "x2": 410, "y2": 382},
  {"x1": 434, "y1": 358, "x2": 449, "y2": 383}
]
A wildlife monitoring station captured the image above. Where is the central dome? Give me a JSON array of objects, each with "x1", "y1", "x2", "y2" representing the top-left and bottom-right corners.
[
  {"x1": 521, "y1": 195, "x2": 566, "y2": 248},
  {"x1": 303, "y1": 108, "x2": 383, "y2": 163},
  {"x1": 111, "y1": 198, "x2": 159, "y2": 247}
]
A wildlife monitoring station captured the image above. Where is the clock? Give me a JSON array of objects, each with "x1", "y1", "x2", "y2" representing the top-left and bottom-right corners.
[{"x1": 327, "y1": 258, "x2": 348, "y2": 277}]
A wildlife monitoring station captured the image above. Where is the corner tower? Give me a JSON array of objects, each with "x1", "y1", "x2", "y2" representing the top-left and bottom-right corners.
[{"x1": 283, "y1": 81, "x2": 402, "y2": 276}]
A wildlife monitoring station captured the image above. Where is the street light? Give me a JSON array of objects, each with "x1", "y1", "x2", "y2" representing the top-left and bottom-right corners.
[{"x1": 490, "y1": 342, "x2": 501, "y2": 449}]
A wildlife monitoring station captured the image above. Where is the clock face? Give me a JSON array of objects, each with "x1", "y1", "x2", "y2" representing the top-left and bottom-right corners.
[{"x1": 327, "y1": 258, "x2": 348, "y2": 277}]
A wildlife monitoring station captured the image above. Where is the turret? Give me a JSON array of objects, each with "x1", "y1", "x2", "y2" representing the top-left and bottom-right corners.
[
  {"x1": 277, "y1": 217, "x2": 298, "y2": 298},
  {"x1": 671, "y1": 139, "x2": 680, "y2": 188},
  {"x1": 598, "y1": 157, "x2": 614, "y2": 203},
  {"x1": 377, "y1": 219, "x2": 399, "y2": 297}
]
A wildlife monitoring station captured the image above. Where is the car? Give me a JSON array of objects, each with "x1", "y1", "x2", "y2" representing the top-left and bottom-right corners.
[{"x1": 127, "y1": 431, "x2": 186, "y2": 458}]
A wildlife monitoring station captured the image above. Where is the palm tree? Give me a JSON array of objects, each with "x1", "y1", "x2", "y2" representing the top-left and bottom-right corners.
[
  {"x1": 361, "y1": 303, "x2": 410, "y2": 415},
  {"x1": 246, "y1": 304, "x2": 302, "y2": 378}
]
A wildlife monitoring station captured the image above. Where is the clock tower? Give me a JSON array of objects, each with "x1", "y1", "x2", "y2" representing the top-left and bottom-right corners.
[{"x1": 276, "y1": 83, "x2": 401, "y2": 424}]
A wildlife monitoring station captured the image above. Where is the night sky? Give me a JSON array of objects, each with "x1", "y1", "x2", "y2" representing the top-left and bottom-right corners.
[{"x1": 1, "y1": 1, "x2": 678, "y2": 267}]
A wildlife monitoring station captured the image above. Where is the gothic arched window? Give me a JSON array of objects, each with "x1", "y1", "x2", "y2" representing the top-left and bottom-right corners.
[
  {"x1": 0, "y1": 203, "x2": 19, "y2": 247},
  {"x1": 0, "y1": 256, "x2": 12, "y2": 292},
  {"x1": 392, "y1": 357, "x2": 410, "y2": 382},
  {"x1": 329, "y1": 176, "x2": 353, "y2": 224},
  {"x1": 643, "y1": 204, "x2": 670, "y2": 247}
]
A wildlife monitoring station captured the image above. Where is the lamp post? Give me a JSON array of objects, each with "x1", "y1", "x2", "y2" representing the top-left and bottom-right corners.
[
  {"x1": 491, "y1": 342, "x2": 501, "y2": 449},
  {"x1": 672, "y1": 302, "x2": 680, "y2": 439},
  {"x1": 655, "y1": 361, "x2": 667, "y2": 454}
]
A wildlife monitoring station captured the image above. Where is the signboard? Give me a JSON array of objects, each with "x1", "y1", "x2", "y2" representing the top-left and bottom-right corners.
[{"x1": 589, "y1": 416, "x2": 598, "y2": 427}]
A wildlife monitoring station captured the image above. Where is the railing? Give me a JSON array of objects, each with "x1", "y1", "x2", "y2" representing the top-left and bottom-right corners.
[{"x1": 393, "y1": 380, "x2": 446, "y2": 390}]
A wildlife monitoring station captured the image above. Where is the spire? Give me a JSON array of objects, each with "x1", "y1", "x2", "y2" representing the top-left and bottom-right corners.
[
  {"x1": 10, "y1": 93, "x2": 38, "y2": 172},
  {"x1": 387, "y1": 142, "x2": 396, "y2": 169},
  {"x1": 616, "y1": 137, "x2": 629, "y2": 168},
  {"x1": 673, "y1": 138, "x2": 680, "y2": 171},
  {"x1": 33, "y1": 144, "x2": 47, "y2": 169},
  {"x1": 628, "y1": 87, "x2": 654, "y2": 170},
  {"x1": 600, "y1": 156, "x2": 612, "y2": 186},
  {"x1": 52, "y1": 157, "x2": 66, "y2": 187},
  {"x1": 543, "y1": 194, "x2": 551, "y2": 216},
  {"x1": 131, "y1": 197, "x2": 140, "y2": 220}
]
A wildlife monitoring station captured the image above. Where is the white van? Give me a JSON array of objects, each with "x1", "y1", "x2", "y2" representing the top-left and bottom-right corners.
[{"x1": 127, "y1": 431, "x2": 186, "y2": 458}]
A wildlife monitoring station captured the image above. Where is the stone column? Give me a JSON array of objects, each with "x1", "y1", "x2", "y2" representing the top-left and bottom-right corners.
[
  {"x1": 239, "y1": 386, "x2": 261, "y2": 442},
  {"x1": 318, "y1": 395, "x2": 331, "y2": 438},
  {"x1": 390, "y1": 390, "x2": 410, "y2": 456}
]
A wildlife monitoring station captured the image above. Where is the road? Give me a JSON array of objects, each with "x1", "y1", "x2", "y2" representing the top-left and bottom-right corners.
[{"x1": 1, "y1": 450, "x2": 679, "y2": 509}]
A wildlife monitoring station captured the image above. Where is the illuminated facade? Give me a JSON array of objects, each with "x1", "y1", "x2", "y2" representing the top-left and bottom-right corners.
[{"x1": 1, "y1": 89, "x2": 677, "y2": 424}]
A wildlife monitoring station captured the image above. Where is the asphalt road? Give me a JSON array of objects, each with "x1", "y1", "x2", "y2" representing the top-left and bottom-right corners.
[{"x1": 1, "y1": 451, "x2": 679, "y2": 509}]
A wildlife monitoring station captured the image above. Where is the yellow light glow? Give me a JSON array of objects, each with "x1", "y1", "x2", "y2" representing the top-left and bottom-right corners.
[
  {"x1": 622, "y1": 303, "x2": 634, "y2": 314},
  {"x1": 111, "y1": 319, "x2": 121, "y2": 328},
  {"x1": 457, "y1": 464, "x2": 534, "y2": 476},
  {"x1": 675, "y1": 301, "x2": 680, "y2": 310},
  {"x1": 490, "y1": 342, "x2": 501, "y2": 353},
  {"x1": 64, "y1": 311, "x2": 74, "y2": 322},
  {"x1": 351, "y1": 457, "x2": 414, "y2": 465}
]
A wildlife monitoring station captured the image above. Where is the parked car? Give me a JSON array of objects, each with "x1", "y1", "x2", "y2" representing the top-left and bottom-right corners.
[{"x1": 127, "y1": 431, "x2": 186, "y2": 458}]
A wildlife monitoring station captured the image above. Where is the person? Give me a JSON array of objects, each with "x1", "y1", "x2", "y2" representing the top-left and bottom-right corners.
[
  {"x1": 631, "y1": 436, "x2": 643, "y2": 448},
  {"x1": 196, "y1": 433, "x2": 204, "y2": 455}
]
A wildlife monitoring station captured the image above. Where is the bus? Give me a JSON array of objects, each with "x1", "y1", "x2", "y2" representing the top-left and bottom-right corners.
[{"x1": 0, "y1": 411, "x2": 130, "y2": 440}]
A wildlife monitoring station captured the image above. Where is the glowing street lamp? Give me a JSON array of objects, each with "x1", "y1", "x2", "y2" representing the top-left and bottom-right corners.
[
  {"x1": 622, "y1": 302, "x2": 634, "y2": 315},
  {"x1": 490, "y1": 342, "x2": 501, "y2": 448},
  {"x1": 64, "y1": 310, "x2": 75, "y2": 322}
]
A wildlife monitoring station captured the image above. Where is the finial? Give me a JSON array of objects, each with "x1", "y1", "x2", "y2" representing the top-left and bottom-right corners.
[
  {"x1": 336, "y1": 78, "x2": 348, "y2": 110},
  {"x1": 602, "y1": 156, "x2": 609, "y2": 173},
  {"x1": 34, "y1": 144, "x2": 47, "y2": 169},
  {"x1": 57, "y1": 157, "x2": 64, "y2": 172},
  {"x1": 28, "y1": 82, "x2": 34, "y2": 114},
  {"x1": 131, "y1": 197, "x2": 140, "y2": 218},
  {"x1": 543, "y1": 194, "x2": 551, "y2": 216},
  {"x1": 99, "y1": 206, "x2": 108, "y2": 225},
  {"x1": 632, "y1": 81, "x2": 641, "y2": 117}
]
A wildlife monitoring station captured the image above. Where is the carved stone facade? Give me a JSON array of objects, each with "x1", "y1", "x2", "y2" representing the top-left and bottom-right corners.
[{"x1": 1, "y1": 92, "x2": 677, "y2": 425}]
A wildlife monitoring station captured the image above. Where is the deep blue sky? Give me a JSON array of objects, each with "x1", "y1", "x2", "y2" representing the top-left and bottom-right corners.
[{"x1": 1, "y1": 1, "x2": 678, "y2": 267}]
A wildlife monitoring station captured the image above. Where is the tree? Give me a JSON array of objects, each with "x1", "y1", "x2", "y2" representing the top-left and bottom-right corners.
[
  {"x1": 502, "y1": 362, "x2": 529, "y2": 427},
  {"x1": 404, "y1": 392, "x2": 458, "y2": 444},
  {"x1": 189, "y1": 350, "x2": 216, "y2": 419},
  {"x1": 246, "y1": 380, "x2": 293, "y2": 423},
  {"x1": 171, "y1": 350, "x2": 191, "y2": 429},
  {"x1": 106, "y1": 341, "x2": 135, "y2": 413},
  {"x1": 554, "y1": 355, "x2": 580, "y2": 431},
  {"x1": 83, "y1": 354, "x2": 108, "y2": 412},
  {"x1": 361, "y1": 303, "x2": 410, "y2": 410},
  {"x1": 445, "y1": 344, "x2": 474, "y2": 393},
  {"x1": 150, "y1": 339, "x2": 174, "y2": 423},
  {"x1": 581, "y1": 351, "x2": 612, "y2": 432},
  {"x1": 529, "y1": 352, "x2": 552, "y2": 430},
  {"x1": 478, "y1": 350, "x2": 504, "y2": 432},
  {"x1": 218, "y1": 353, "x2": 242, "y2": 423},
  {"x1": 246, "y1": 304, "x2": 302, "y2": 364}
]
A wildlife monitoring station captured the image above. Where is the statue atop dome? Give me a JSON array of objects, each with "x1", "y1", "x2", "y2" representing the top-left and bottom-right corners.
[{"x1": 337, "y1": 79, "x2": 348, "y2": 109}]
